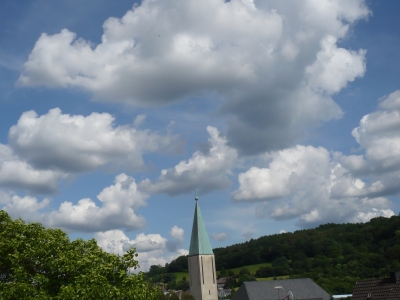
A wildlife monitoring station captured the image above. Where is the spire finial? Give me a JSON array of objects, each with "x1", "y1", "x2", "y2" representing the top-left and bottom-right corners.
[{"x1": 194, "y1": 188, "x2": 199, "y2": 201}]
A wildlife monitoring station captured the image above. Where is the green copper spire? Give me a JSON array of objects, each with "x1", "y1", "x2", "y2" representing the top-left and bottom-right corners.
[{"x1": 189, "y1": 191, "x2": 213, "y2": 256}]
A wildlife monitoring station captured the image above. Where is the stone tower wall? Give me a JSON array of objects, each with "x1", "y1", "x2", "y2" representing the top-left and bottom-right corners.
[{"x1": 188, "y1": 254, "x2": 218, "y2": 300}]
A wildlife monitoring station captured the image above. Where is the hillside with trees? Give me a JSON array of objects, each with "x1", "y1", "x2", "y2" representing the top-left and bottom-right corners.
[{"x1": 146, "y1": 214, "x2": 400, "y2": 294}]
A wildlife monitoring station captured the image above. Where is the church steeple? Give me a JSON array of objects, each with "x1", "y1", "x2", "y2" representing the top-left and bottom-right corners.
[
  {"x1": 188, "y1": 191, "x2": 218, "y2": 300},
  {"x1": 189, "y1": 199, "x2": 213, "y2": 256}
]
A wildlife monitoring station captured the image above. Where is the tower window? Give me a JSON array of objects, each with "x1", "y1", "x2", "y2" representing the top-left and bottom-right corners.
[
  {"x1": 212, "y1": 257, "x2": 215, "y2": 284},
  {"x1": 188, "y1": 260, "x2": 191, "y2": 286},
  {"x1": 201, "y1": 257, "x2": 205, "y2": 285}
]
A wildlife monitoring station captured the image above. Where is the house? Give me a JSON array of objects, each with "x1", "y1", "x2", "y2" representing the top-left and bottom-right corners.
[
  {"x1": 175, "y1": 290, "x2": 183, "y2": 299},
  {"x1": 217, "y1": 277, "x2": 230, "y2": 289},
  {"x1": 231, "y1": 278, "x2": 330, "y2": 300},
  {"x1": 351, "y1": 271, "x2": 400, "y2": 300},
  {"x1": 218, "y1": 287, "x2": 232, "y2": 298}
]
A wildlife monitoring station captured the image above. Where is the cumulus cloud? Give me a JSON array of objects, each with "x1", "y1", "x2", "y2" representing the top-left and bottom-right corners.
[
  {"x1": 211, "y1": 232, "x2": 227, "y2": 241},
  {"x1": 231, "y1": 91, "x2": 400, "y2": 226},
  {"x1": 1, "y1": 194, "x2": 50, "y2": 222},
  {"x1": 0, "y1": 108, "x2": 177, "y2": 194},
  {"x1": 233, "y1": 145, "x2": 395, "y2": 227},
  {"x1": 169, "y1": 225, "x2": 184, "y2": 241},
  {"x1": 95, "y1": 227, "x2": 188, "y2": 272},
  {"x1": 139, "y1": 126, "x2": 237, "y2": 195},
  {"x1": 352, "y1": 90, "x2": 400, "y2": 174},
  {"x1": 2, "y1": 174, "x2": 148, "y2": 232},
  {"x1": 8, "y1": 108, "x2": 177, "y2": 173},
  {"x1": 306, "y1": 35, "x2": 366, "y2": 95},
  {"x1": 166, "y1": 225, "x2": 185, "y2": 252},
  {"x1": 18, "y1": 0, "x2": 369, "y2": 154},
  {"x1": 233, "y1": 145, "x2": 331, "y2": 202},
  {"x1": 0, "y1": 144, "x2": 66, "y2": 194}
]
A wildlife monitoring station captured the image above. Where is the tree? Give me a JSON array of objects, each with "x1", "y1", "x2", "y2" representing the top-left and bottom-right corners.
[
  {"x1": 0, "y1": 210, "x2": 163, "y2": 300},
  {"x1": 237, "y1": 273, "x2": 256, "y2": 287},
  {"x1": 177, "y1": 280, "x2": 190, "y2": 291},
  {"x1": 219, "y1": 267, "x2": 227, "y2": 278},
  {"x1": 255, "y1": 266, "x2": 274, "y2": 278},
  {"x1": 271, "y1": 256, "x2": 291, "y2": 276},
  {"x1": 181, "y1": 292, "x2": 196, "y2": 300},
  {"x1": 224, "y1": 277, "x2": 236, "y2": 289},
  {"x1": 239, "y1": 267, "x2": 250, "y2": 276},
  {"x1": 163, "y1": 291, "x2": 179, "y2": 300}
]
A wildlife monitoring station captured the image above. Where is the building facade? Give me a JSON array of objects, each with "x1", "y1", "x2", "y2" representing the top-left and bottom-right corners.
[{"x1": 188, "y1": 195, "x2": 218, "y2": 300}]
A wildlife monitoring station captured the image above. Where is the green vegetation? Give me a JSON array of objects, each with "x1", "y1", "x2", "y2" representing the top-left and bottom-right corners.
[
  {"x1": 0, "y1": 210, "x2": 163, "y2": 300},
  {"x1": 213, "y1": 215, "x2": 400, "y2": 294},
  {"x1": 256, "y1": 275, "x2": 290, "y2": 281},
  {"x1": 147, "y1": 214, "x2": 400, "y2": 295},
  {"x1": 145, "y1": 265, "x2": 190, "y2": 291},
  {"x1": 218, "y1": 263, "x2": 272, "y2": 276},
  {"x1": 173, "y1": 272, "x2": 189, "y2": 282}
]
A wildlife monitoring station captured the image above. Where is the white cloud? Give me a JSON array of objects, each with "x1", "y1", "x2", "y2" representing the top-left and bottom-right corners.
[
  {"x1": 306, "y1": 35, "x2": 366, "y2": 94},
  {"x1": 352, "y1": 90, "x2": 400, "y2": 173},
  {"x1": 230, "y1": 91, "x2": 400, "y2": 227},
  {"x1": 379, "y1": 90, "x2": 400, "y2": 111},
  {"x1": 2, "y1": 174, "x2": 148, "y2": 232},
  {"x1": 8, "y1": 108, "x2": 177, "y2": 173},
  {"x1": 0, "y1": 144, "x2": 66, "y2": 194},
  {"x1": 233, "y1": 145, "x2": 395, "y2": 227},
  {"x1": 139, "y1": 126, "x2": 237, "y2": 195},
  {"x1": 47, "y1": 174, "x2": 147, "y2": 231},
  {"x1": 2, "y1": 194, "x2": 50, "y2": 222},
  {"x1": 18, "y1": 1, "x2": 283, "y2": 101},
  {"x1": 169, "y1": 225, "x2": 184, "y2": 242},
  {"x1": 211, "y1": 232, "x2": 227, "y2": 241},
  {"x1": 18, "y1": 0, "x2": 369, "y2": 154},
  {"x1": 353, "y1": 208, "x2": 395, "y2": 223},
  {"x1": 166, "y1": 225, "x2": 185, "y2": 252},
  {"x1": 95, "y1": 227, "x2": 188, "y2": 272},
  {"x1": 233, "y1": 145, "x2": 331, "y2": 201}
]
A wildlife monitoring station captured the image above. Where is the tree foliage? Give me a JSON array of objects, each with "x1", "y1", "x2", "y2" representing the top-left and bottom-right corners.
[
  {"x1": 0, "y1": 210, "x2": 163, "y2": 299},
  {"x1": 180, "y1": 292, "x2": 196, "y2": 300}
]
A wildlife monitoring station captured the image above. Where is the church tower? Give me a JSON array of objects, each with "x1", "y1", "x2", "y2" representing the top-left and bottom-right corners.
[{"x1": 188, "y1": 192, "x2": 218, "y2": 300}]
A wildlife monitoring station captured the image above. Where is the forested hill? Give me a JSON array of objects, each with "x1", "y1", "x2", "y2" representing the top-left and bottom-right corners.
[
  {"x1": 214, "y1": 214, "x2": 400, "y2": 271},
  {"x1": 150, "y1": 214, "x2": 400, "y2": 294}
]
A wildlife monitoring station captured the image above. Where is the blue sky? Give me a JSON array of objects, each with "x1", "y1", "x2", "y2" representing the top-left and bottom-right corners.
[{"x1": 1, "y1": 0, "x2": 400, "y2": 271}]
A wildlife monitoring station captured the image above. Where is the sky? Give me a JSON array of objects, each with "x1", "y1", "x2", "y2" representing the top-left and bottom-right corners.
[{"x1": 1, "y1": 0, "x2": 400, "y2": 271}]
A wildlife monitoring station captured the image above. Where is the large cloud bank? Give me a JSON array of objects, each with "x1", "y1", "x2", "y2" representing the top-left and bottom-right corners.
[
  {"x1": 9, "y1": 108, "x2": 176, "y2": 173},
  {"x1": 7, "y1": 0, "x2": 400, "y2": 248},
  {"x1": 18, "y1": 0, "x2": 370, "y2": 154},
  {"x1": 233, "y1": 91, "x2": 400, "y2": 227},
  {"x1": 0, "y1": 108, "x2": 176, "y2": 194}
]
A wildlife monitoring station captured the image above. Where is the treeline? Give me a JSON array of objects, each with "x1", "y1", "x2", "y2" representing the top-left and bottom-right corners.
[{"x1": 146, "y1": 214, "x2": 400, "y2": 294}]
